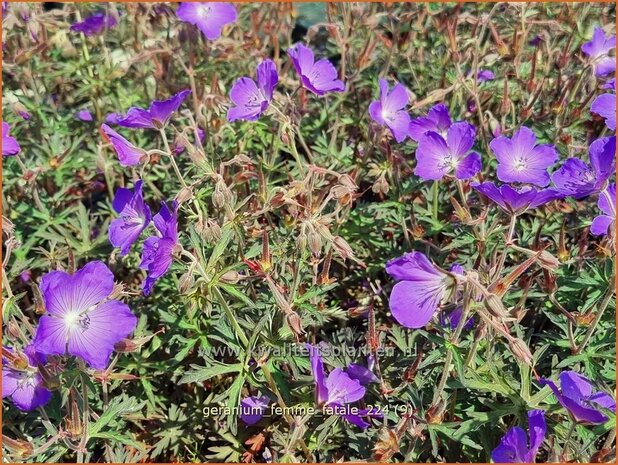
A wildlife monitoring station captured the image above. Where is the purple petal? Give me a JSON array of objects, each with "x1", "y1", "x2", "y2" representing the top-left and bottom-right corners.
[
  {"x1": 589, "y1": 136, "x2": 616, "y2": 182},
  {"x1": 368, "y1": 101, "x2": 385, "y2": 126},
  {"x1": 101, "y1": 124, "x2": 145, "y2": 166},
  {"x1": 383, "y1": 82, "x2": 409, "y2": 113},
  {"x1": 70, "y1": 12, "x2": 117, "y2": 36},
  {"x1": 305, "y1": 58, "x2": 344, "y2": 95},
  {"x1": 386, "y1": 110, "x2": 411, "y2": 143},
  {"x1": 67, "y1": 300, "x2": 137, "y2": 369},
  {"x1": 346, "y1": 364, "x2": 379, "y2": 385},
  {"x1": 598, "y1": 183, "x2": 616, "y2": 216},
  {"x1": 109, "y1": 180, "x2": 152, "y2": 256},
  {"x1": 455, "y1": 151, "x2": 482, "y2": 180},
  {"x1": 389, "y1": 280, "x2": 443, "y2": 328},
  {"x1": 491, "y1": 426, "x2": 528, "y2": 463},
  {"x1": 385, "y1": 251, "x2": 443, "y2": 282},
  {"x1": 588, "y1": 392, "x2": 616, "y2": 410},
  {"x1": 446, "y1": 122, "x2": 476, "y2": 158},
  {"x1": 526, "y1": 409, "x2": 547, "y2": 461},
  {"x1": 324, "y1": 368, "x2": 365, "y2": 405},
  {"x1": 427, "y1": 104, "x2": 452, "y2": 133},
  {"x1": 408, "y1": 116, "x2": 436, "y2": 142},
  {"x1": 38, "y1": 261, "x2": 114, "y2": 316},
  {"x1": 414, "y1": 131, "x2": 451, "y2": 180},
  {"x1": 591, "y1": 214, "x2": 613, "y2": 236},
  {"x1": 76, "y1": 109, "x2": 93, "y2": 122},
  {"x1": 148, "y1": 89, "x2": 191, "y2": 127},
  {"x1": 552, "y1": 158, "x2": 596, "y2": 199},
  {"x1": 288, "y1": 43, "x2": 315, "y2": 77},
  {"x1": 256, "y1": 59, "x2": 278, "y2": 101},
  {"x1": 307, "y1": 343, "x2": 328, "y2": 405},
  {"x1": 2, "y1": 121, "x2": 21, "y2": 157},
  {"x1": 591, "y1": 94, "x2": 616, "y2": 130},
  {"x1": 240, "y1": 395, "x2": 270, "y2": 425}
]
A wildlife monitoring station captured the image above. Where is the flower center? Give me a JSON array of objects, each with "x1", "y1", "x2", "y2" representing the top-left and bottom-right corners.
[
  {"x1": 64, "y1": 311, "x2": 91, "y2": 332},
  {"x1": 197, "y1": 6, "x2": 211, "y2": 18},
  {"x1": 440, "y1": 154, "x2": 459, "y2": 172},
  {"x1": 514, "y1": 158, "x2": 528, "y2": 171}
]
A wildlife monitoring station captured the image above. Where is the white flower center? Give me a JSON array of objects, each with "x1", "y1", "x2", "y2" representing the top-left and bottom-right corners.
[
  {"x1": 197, "y1": 6, "x2": 211, "y2": 17},
  {"x1": 514, "y1": 158, "x2": 527, "y2": 171}
]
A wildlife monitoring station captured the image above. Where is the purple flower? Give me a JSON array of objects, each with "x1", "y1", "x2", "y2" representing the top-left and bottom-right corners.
[
  {"x1": 140, "y1": 201, "x2": 179, "y2": 295},
  {"x1": 109, "y1": 180, "x2": 152, "y2": 256},
  {"x1": 176, "y1": 3, "x2": 237, "y2": 40},
  {"x1": 477, "y1": 69, "x2": 495, "y2": 82},
  {"x1": 591, "y1": 93, "x2": 616, "y2": 131},
  {"x1": 116, "y1": 89, "x2": 191, "y2": 130},
  {"x1": 368, "y1": 79, "x2": 411, "y2": 143},
  {"x1": 2, "y1": 121, "x2": 20, "y2": 157},
  {"x1": 307, "y1": 344, "x2": 380, "y2": 429},
  {"x1": 472, "y1": 182, "x2": 563, "y2": 216},
  {"x1": 227, "y1": 60, "x2": 278, "y2": 122},
  {"x1": 100, "y1": 124, "x2": 146, "y2": 167},
  {"x1": 240, "y1": 395, "x2": 270, "y2": 425},
  {"x1": 440, "y1": 307, "x2": 474, "y2": 331},
  {"x1": 408, "y1": 103, "x2": 452, "y2": 142},
  {"x1": 541, "y1": 371, "x2": 615, "y2": 424},
  {"x1": 287, "y1": 43, "x2": 345, "y2": 96},
  {"x1": 490, "y1": 126, "x2": 558, "y2": 187},
  {"x1": 2, "y1": 345, "x2": 52, "y2": 411},
  {"x1": 591, "y1": 183, "x2": 616, "y2": 236},
  {"x1": 415, "y1": 122, "x2": 481, "y2": 181},
  {"x1": 346, "y1": 363, "x2": 379, "y2": 385},
  {"x1": 76, "y1": 109, "x2": 93, "y2": 122},
  {"x1": 32, "y1": 261, "x2": 138, "y2": 370},
  {"x1": 552, "y1": 136, "x2": 616, "y2": 199},
  {"x1": 386, "y1": 252, "x2": 457, "y2": 329},
  {"x1": 70, "y1": 12, "x2": 117, "y2": 37},
  {"x1": 491, "y1": 410, "x2": 546, "y2": 463},
  {"x1": 582, "y1": 27, "x2": 616, "y2": 77}
]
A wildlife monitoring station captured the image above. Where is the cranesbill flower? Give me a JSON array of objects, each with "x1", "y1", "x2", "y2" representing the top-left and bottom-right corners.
[
  {"x1": 109, "y1": 180, "x2": 152, "y2": 256},
  {"x1": 2, "y1": 345, "x2": 52, "y2": 411},
  {"x1": 70, "y1": 12, "x2": 117, "y2": 36},
  {"x1": 491, "y1": 410, "x2": 546, "y2": 463},
  {"x1": 100, "y1": 124, "x2": 146, "y2": 167},
  {"x1": 32, "y1": 261, "x2": 138, "y2": 370},
  {"x1": 541, "y1": 371, "x2": 616, "y2": 424},
  {"x1": 591, "y1": 183, "x2": 616, "y2": 236},
  {"x1": 490, "y1": 126, "x2": 558, "y2": 187},
  {"x1": 415, "y1": 122, "x2": 481, "y2": 181},
  {"x1": 227, "y1": 60, "x2": 278, "y2": 122},
  {"x1": 2, "y1": 121, "x2": 20, "y2": 157},
  {"x1": 307, "y1": 344, "x2": 380, "y2": 429},
  {"x1": 140, "y1": 201, "x2": 179, "y2": 295},
  {"x1": 472, "y1": 182, "x2": 563, "y2": 216},
  {"x1": 240, "y1": 395, "x2": 270, "y2": 425},
  {"x1": 386, "y1": 252, "x2": 458, "y2": 329},
  {"x1": 582, "y1": 27, "x2": 616, "y2": 77},
  {"x1": 477, "y1": 69, "x2": 495, "y2": 82},
  {"x1": 176, "y1": 3, "x2": 237, "y2": 40},
  {"x1": 288, "y1": 43, "x2": 345, "y2": 96},
  {"x1": 591, "y1": 93, "x2": 616, "y2": 131},
  {"x1": 117, "y1": 89, "x2": 191, "y2": 130},
  {"x1": 552, "y1": 136, "x2": 616, "y2": 198},
  {"x1": 368, "y1": 79, "x2": 411, "y2": 143},
  {"x1": 408, "y1": 103, "x2": 452, "y2": 142}
]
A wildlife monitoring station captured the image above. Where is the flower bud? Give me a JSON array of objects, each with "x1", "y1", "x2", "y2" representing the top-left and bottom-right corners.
[
  {"x1": 508, "y1": 337, "x2": 533, "y2": 366},
  {"x1": 2, "y1": 436, "x2": 33, "y2": 460},
  {"x1": 286, "y1": 311, "x2": 304, "y2": 340},
  {"x1": 220, "y1": 270, "x2": 241, "y2": 284},
  {"x1": 333, "y1": 236, "x2": 355, "y2": 261}
]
